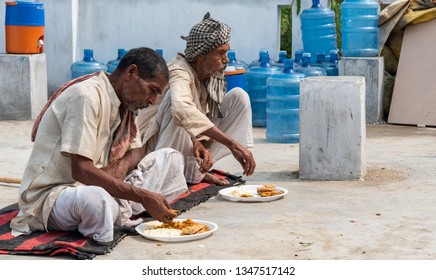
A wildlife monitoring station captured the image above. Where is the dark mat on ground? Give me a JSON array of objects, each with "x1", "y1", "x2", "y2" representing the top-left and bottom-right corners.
[{"x1": 0, "y1": 170, "x2": 244, "y2": 260}]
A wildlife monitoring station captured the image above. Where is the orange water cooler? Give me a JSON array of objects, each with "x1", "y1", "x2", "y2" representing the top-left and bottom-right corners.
[{"x1": 5, "y1": 1, "x2": 45, "y2": 54}]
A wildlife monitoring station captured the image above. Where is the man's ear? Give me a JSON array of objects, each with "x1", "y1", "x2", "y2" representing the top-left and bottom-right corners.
[{"x1": 125, "y1": 64, "x2": 139, "y2": 81}]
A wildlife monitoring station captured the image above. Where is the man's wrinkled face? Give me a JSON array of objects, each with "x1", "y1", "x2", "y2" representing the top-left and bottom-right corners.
[
  {"x1": 199, "y1": 43, "x2": 230, "y2": 77},
  {"x1": 121, "y1": 72, "x2": 167, "y2": 112}
]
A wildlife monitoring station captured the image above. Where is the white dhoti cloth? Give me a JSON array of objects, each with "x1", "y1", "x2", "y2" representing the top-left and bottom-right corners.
[
  {"x1": 47, "y1": 148, "x2": 187, "y2": 243},
  {"x1": 153, "y1": 87, "x2": 253, "y2": 183}
]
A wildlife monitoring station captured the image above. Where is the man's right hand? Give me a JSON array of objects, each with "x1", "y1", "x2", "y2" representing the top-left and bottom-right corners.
[
  {"x1": 140, "y1": 190, "x2": 176, "y2": 224},
  {"x1": 193, "y1": 140, "x2": 213, "y2": 173},
  {"x1": 198, "y1": 126, "x2": 257, "y2": 177}
]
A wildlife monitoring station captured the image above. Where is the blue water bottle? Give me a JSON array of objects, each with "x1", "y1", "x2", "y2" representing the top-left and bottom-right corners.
[
  {"x1": 324, "y1": 49, "x2": 339, "y2": 76},
  {"x1": 293, "y1": 49, "x2": 304, "y2": 72},
  {"x1": 107, "y1": 48, "x2": 127, "y2": 73},
  {"x1": 301, "y1": 53, "x2": 327, "y2": 76},
  {"x1": 313, "y1": 52, "x2": 326, "y2": 69},
  {"x1": 71, "y1": 49, "x2": 108, "y2": 79},
  {"x1": 245, "y1": 51, "x2": 281, "y2": 127},
  {"x1": 266, "y1": 59, "x2": 306, "y2": 143},
  {"x1": 300, "y1": 0, "x2": 337, "y2": 63},
  {"x1": 227, "y1": 49, "x2": 249, "y2": 70},
  {"x1": 248, "y1": 49, "x2": 273, "y2": 68},
  {"x1": 271, "y1": 50, "x2": 288, "y2": 69},
  {"x1": 341, "y1": 0, "x2": 380, "y2": 57}
]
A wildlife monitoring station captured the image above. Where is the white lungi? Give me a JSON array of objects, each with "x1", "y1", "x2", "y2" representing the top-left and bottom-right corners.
[
  {"x1": 47, "y1": 148, "x2": 187, "y2": 243},
  {"x1": 154, "y1": 87, "x2": 253, "y2": 183}
]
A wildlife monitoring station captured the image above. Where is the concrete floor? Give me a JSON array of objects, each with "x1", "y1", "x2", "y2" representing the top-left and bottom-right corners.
[{"x1": 1, "y1": 120, "x2": 436, "y2": 260}]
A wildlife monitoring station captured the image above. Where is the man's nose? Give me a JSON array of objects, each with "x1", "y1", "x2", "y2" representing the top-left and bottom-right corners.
[{"x1": 223, "y1": 55, "x2": 229, "y2": 64}]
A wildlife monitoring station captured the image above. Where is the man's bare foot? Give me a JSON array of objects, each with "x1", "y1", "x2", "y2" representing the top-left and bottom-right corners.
[{"x1": 202, "y1": 173, "x2": 229, "y2": 186}]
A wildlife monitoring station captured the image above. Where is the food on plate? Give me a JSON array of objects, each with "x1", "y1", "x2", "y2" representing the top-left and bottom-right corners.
[
  {"x1": 256, "y1": 184, "x2": 285, "y2": 197},
  {"x1": 144, "y1": 219, "x2": 210, "y2": 237},
  {"x1": 227, "y1": 189, "x2": 253, "y2": 198},
  {"x1": 142, "y1": 228, "x2": 182, "y2": 237},
  {"x1": 181, "y1": 223, "x2": 208, "y2": 235}
]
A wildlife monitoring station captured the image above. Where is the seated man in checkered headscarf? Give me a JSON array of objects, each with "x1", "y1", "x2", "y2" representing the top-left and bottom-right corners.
[{"x1": 137, "y1": 12, "x2": 256, "y2": 185}]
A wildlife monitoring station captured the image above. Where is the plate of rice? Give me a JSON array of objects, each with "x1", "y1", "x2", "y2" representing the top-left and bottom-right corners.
[{"x1": 135, "y1": 219, "x2": 218, "y2": 242}]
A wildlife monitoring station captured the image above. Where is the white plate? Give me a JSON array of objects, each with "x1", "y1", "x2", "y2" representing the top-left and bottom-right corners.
[
  {"x1": 219, "y1": 185, "x2": 288, "y2": 202},
  {"x1": 135, "y1": 219, "x2": 218, "y2": 242}
]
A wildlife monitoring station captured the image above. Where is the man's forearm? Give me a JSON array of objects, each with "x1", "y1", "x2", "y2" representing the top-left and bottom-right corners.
[
  {"x1": 71, "y1": 154, "x2": 149, "y2": 203},
  {"x1": 200, "y1": 126, "x2": 238, "y2": 150},
  {"x1": 120, "y1": 147, "x2": 145, "y2": 173}
]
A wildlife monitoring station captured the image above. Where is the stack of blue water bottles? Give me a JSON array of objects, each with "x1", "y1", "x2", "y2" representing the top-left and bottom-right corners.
[
  {"x1": 245, "y1": 50, "x2": 281, "y2": 127},
  {"x1": 266, "y1": 59, "x2": 306, "y2": 143},
  {"x1": 300, "y1": 0, "x2": 337, "y2": 64}
]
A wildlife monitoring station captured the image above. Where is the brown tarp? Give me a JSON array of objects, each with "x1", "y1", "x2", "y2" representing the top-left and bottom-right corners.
[{"x1": 378, "y1": 0, "x2": 436, "y2": 118}]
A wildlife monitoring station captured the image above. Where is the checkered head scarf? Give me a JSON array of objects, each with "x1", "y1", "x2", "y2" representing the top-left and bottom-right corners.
[
  {"x1": 181, "y1": 12, "x2": 231, "y2": 118},
  {"x1": 181, "y1": 12, "x2": 231, "y2": 62}
]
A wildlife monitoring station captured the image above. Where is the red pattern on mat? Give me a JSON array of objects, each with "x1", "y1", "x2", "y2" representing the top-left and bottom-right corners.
[
  {"x1": 0, "y1": 210, "x2": 18, "y2": 227},
  {"x1": 49, "y1": 247, "x2": 78, "y2": 257},
  {"x1": 53, "y1": 238, "x2": 89, "y2": 248},
  {"x1": 0, "y1": 231, "x2": 15, "y2": 241},
  {"x1": 169, "y1": 170, "x2": 228, "y2": 204},
  {"x1": 0, "y1": 170, "x2": 244, "y2": 259},
  {"x1": 14, "y1": 231, "x2": 70, "y2": 251}
]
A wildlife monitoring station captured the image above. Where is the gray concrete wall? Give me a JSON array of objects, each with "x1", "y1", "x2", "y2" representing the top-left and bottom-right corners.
[
  {"x1": 3, "y1": 0, "x2": 326, "y2": 95},
  {"x1": 0, "y1": 54, "x2": 47, "y2": 120}
]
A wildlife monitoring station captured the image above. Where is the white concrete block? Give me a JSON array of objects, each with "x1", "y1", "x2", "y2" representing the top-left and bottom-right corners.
[
  {"x1": 0, "y1": 53, "x2": 47, "y2": 120},
  {"x1": 339, "y1": 56, "x2": 384, "y2": 124},
  {"x1": 299, "y1": 76, "x2": 367, "y2": 181}
]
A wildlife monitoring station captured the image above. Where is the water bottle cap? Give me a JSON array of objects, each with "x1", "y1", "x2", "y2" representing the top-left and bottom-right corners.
[
  {"x1": 228, "y1": 49, "x2": 236, "y2": 61},
  {"x1": 330, "y1": 52, "x2": 338, "y2": 62},
  {"x1": 312, "y1": 0, "x2": 321, "y2": 8},
  {"x1": 259, "y1": 51, "x2": 271, "y2": 67},
  {"x1": 283, "y1": 59, "x2": 294, "y2": 70},
  {"x1": 83, "y1": 49, "x2": 94, "y2": 62},
  {"x1": 118, "y1": 49, "x2": 127, "y2": 58},
  {"x1": 302, "y1": 53, "x2": 311, "y2": 66},
  {"x1": 259, "y1": 49, "x2": 268, "y2": 54},
  {"x1": 317, "y1": 52, "x2": 326, "y2": 62}
]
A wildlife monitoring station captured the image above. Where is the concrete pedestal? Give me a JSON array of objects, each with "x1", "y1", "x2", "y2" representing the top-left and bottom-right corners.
[
  {"x1": 339, "y1": 57, "x2": 384, "y2": 124},
  {"x1": 299, "y1": 76, "x2": 367, "y2": 181},
  {"x1": 0, "y1": 53, "x2": 47, "y2": 120}
]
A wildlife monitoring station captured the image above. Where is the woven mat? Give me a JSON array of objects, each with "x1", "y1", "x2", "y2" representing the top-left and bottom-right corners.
[{"x1": 0, "y1": 170, "x2": 244, "y2": 259}]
